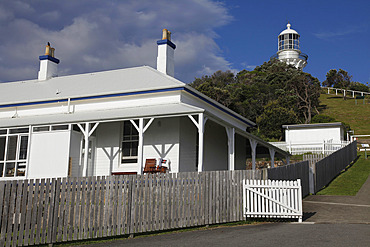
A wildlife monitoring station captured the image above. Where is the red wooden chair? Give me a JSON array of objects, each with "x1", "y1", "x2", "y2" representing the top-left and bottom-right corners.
[{"x1": 143, "y1": 159, "x2": 157, "y2": 174}]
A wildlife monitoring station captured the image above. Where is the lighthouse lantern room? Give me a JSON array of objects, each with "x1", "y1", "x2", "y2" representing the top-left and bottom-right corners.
[{"x1": 275, "y1": 23, "x2": 308, "y2": 69}]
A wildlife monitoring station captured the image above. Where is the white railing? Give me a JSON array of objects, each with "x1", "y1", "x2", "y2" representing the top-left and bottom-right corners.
[
  {"x1": 269, "y1": 141, "x2": 350, "y2": 155},
  {"x1": 324, "y1": 87, "x2": 370, "y2": 98},
  {"x1": 243, "y1": 179, "x2": 303, "y2": 222}
]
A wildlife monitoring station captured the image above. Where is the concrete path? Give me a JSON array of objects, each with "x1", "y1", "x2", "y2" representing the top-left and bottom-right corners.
[{"x1": 303, "y1": 175, "x2": 370, "y2": 224}]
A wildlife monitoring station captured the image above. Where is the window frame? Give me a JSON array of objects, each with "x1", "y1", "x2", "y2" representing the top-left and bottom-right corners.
[
  {"x1": 278, "y1": 34, "x2": 300, "y2": 51},
  {"x1": 121, "y1": 121, "x2": 139, "y2": 164},
  {"x1": 0, "y1": 127, "x2": 30, "y2": 178}
]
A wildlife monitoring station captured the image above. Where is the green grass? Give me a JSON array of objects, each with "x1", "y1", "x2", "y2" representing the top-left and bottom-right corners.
[
  {"x1": 319, "y1": 93, "x2": 370, "y2": 135},
  {"x1": 317, "y1": 153, "x2": 370, "y2": 195}
]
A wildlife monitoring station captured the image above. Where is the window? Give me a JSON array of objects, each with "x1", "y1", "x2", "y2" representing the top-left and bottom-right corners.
[
  {"x1": 51, "y1": 125, "x2": 69, "y2": 131},
  {"x1": 121, "y1": 121, "x2": 139, "y2": 164},
  {"x1": 0, "y1": 127, "x2": 29, "y2": 178},
  {"x1": 0, "y1": 137, "x2": 5, "y2": 161},
  {"x1": 33, "y1": 124, "x2": 69, "y2": 132},
  {"x1": 33, "y1": 126, "x2": 50, "y2": 132},
  {"x1": 278, "y1": 34, "x2": 300, "y2": 51},
  {"x1": 9, "y1": 128, "x2": 29, "y2": 134}
]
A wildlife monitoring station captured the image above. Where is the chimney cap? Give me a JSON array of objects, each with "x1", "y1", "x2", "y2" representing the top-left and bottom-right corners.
[
  {"x1": 39, "y1": 42, "x2": 59, "y2": 64},
  {"x1": 162, "y1": 29, "x2": 171, "y2": 41},
  {"x1": 44, "y1": 42, "x2": 56, "y2": 57},
  {"x1": 157, "y1": 29, "x2": 176, "y2": 49}
]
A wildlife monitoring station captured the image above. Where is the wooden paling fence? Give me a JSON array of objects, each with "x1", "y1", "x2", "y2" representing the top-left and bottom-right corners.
[
  {"x1": 267, "y1": 161, "x2": 309, "y2": 197},
  {"x1": 303, "y1": 154, "x2": 327, "y2": 194},
  {"x1": 0, "y1": 170, "x2": 264, "y2": 246},
  {"x1": 243, "y1": 179, "x2": 303, "y2": 222},
  {"x1": 315, "y1": 141, "x2": 357, "y2": 193},
  {"x1": 303, "y1": 154, "x2": 327, "y2": 167}
]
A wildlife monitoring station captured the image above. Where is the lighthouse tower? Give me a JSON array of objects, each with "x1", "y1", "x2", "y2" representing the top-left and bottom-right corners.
[{"x1": 275, "y1": 23, "x2": 308, "y2": 69}]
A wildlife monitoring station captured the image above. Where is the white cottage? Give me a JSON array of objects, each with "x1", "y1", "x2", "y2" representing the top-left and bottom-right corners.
[{"x1": 0, "y1": 29, "x2": 289, "y2": 180}]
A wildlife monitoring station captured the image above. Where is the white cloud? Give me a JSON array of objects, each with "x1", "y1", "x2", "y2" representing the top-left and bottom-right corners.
[
  {"x1": 241, "y1": 62, "x2": 257, "y2": 71},
  {"x1": 0, "y1": 0, "x2": 233, "y2": 83},
  {"x1": 246, "y1": 65, "x2": 257, "y2": 70},
  {"x1": 313, "y1": 26, "x2": 363, "y2": 40}
]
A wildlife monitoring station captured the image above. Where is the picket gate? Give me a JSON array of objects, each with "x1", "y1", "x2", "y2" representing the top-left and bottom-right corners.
[{"x1": 243, "y1": 179, "x2": 302, "y2": 222}]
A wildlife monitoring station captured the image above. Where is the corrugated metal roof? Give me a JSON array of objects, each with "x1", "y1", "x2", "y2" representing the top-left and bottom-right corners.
[
  {"x1": 0, "y1": 65, "x2": 256, "y2": 128},
  {"x1": 0, "y1": 66, "x2": 185, "y2": 106},
  {"x1": 0, "y1": 103, "x2": 203, "y2": 128},
  {"x1": 282, "y1": 122, "x2": 343, "y2": 129}
]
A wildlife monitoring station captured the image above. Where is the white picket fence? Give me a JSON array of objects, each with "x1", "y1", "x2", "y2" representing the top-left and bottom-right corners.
[
  {"x1": 270, "y1": 141, "x2": 350, "y2": 155},
  {"x1": 243, "y1": 179, "x2": 303, "y2": 222}
]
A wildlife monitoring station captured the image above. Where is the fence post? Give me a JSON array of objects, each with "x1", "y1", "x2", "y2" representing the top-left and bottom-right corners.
[
  {"x1": 297, "y1": 179, "x2": 303, "y2": 223},
  {"x1": 127, "y1": 175, "x2": 134, "y2": 237},
  {"x1": 322, "y1": 141, "x2": 325, "y2": 154},
  {"x1": 309, "y1": 166, "x2": 315, "y2": 194}
]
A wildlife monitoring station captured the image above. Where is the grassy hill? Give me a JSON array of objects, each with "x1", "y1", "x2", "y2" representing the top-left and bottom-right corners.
[
  {"x1": 317, "y1": 153, "x2": 370, "y2": 195},
  {"x1": 318, "y1": 93, "x2": 370, "y2": 135}
]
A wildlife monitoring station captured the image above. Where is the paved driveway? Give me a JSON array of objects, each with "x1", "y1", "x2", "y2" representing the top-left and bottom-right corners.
[
  {"x1": 78, "y1": 176, "x2": 370, "y2": 247},
  {"x1": 303, "y1": 175, "x2": 370, "y2": 224},
  {"x1": 78, "y1": 223, "x2": 370, "y2": 247}
]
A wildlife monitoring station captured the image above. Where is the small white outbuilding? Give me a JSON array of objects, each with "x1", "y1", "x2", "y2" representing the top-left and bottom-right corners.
[
  {"x1": 271, "y1": 122, "x2": 350, "y2": 154},
  {"x1": 0, "y1": 29, "x2": 289, "y2": 180},
  {"x1": 283, "y1": 122, "x2": 345, "y2": 145}
]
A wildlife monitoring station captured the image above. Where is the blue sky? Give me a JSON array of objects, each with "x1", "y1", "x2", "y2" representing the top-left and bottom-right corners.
[
  {"x1": 216, "y1": 0, "x2": 370, "y2": 84},
  {"x1": 0, "y1": 0, "x2": 369, "y2": 84}
]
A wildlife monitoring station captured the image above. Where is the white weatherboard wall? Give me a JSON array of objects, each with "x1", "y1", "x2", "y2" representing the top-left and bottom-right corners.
[
  {"x1": 286, "y1": 127, "x2": 343, "y2": 144},
  {"x1": 28, "y1": 131, "x2": 71, "y2": 178},
  {"x1": 93, "y1": 118, "x2": 181, "y2": 175},
  {"x1": 179, "y1": 116, "x2": 197, "y2": 172},
  {"x1": 70, "y1": 131, "x2": 83, "y2": 177},
  {"x1": 235, "y1": 134, "x2": 247, "y2": 170},
  {"x1": 203, "y1": 120, "x2": 228, "y2": 171},
  {"x1": 95, "y1": 122, "x2": 120, "y2": 176},
  {"x1": 144, "y1": 118, "x2": 180, "y2": 173}
]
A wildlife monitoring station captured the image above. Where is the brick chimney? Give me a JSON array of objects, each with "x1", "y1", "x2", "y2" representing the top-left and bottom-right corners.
[
  {"x1": 157, "y1": 29, "x2": 176, "y2": 77},
  {"x1": 38, "y1": 42, "x2": 60, "y2": 81}
]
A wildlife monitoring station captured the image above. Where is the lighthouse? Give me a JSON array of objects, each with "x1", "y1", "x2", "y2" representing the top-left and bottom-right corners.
[{"x1": 274, "y1": 23, "x2": 308, "y2": 69}]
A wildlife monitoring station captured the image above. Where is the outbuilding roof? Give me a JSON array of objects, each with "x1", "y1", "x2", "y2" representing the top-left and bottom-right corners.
[{"x1": 282, "y1": 122, "x2": 343, "y2": 129}]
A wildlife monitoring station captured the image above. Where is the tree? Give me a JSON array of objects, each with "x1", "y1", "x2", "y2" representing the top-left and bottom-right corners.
[
  {"x1": 189, "y1": 70, "x2": 235, "y2": 107},
  {"x1": 190, "y1": 59, "x2": 322, "y2": 140},
  {"x1": 289, "y1": 73, "x2": 321, "y2": 123},
  {"x1": 234, "y1": 59, "x2": 300, "y2": 122},
  {"x1": 323, "y1": 69, "x2": 352, "y2": 99},
  {"x1": 349, "y1": 82, "x2": 369, "y2": 93},
  {"x1": 311, "y1": 114, "x2": 336, "y2": 123},
  {"x1": 256, "y1": 100, "x2": 298, "y2": 141}
]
